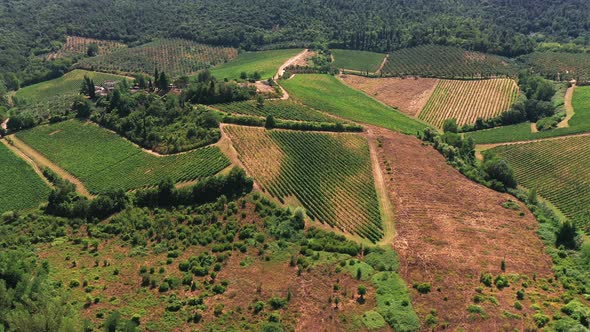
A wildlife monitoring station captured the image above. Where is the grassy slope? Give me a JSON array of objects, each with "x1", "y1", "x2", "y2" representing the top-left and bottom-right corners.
[
  {"x1": 281, "y1": 74, "x2": 428, "y2": 134},
  {"x1": 16, "y1": 120, "x2": 229, "y2": 193},
  {"x1": 0, "y1": 142, "x2": 50, "y2": 213},
  {"x1": 467, "y1": 85, "x2": 590, "y2": 144},
  {"x1": 332, "y1": 49, "x2": 386, "y2": 72},
  {"x1": 210, "y1": 49, "x2": 301, "y2": 80},
  {"x1": 15, "y1": 70, "x2": 126, "y2": 103}
]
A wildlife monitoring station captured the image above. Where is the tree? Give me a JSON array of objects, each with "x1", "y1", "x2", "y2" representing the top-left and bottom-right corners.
[
  {"x1": 158, "y1": 72, "x2": 170, "y2": 92},
  {"x1": 556, "y1": 220, "x2": 579, "y2": 250},
  {"x1": 442, "y1": 118, "x2": 458, "y2": 133},
  {"x1": 87, "y1": 43, "x2": 99, "y2": 57},
  {"x1": 72, "y1": 96, "x2": 93, "y2": 118},
  {"x1": 265, "y1": 115, "x2": 275, "y2": 129},
  {"x1": 482, "y1": 155, "x2": 517, "y2": 190},
  {"x1": 256, "y1": 94, "x2": 265, "y2": 109},
  {"x1": 357, "y1": 285, "x2": 367, "y2": 302},
  {"x1": 240, "y1": 72, "x2": 248, "y2": 80},
  {"x1": 80, "y1": 75, "x2": 96, "y2": 99},
  {"x1": 356, "y1": 267, "x2": 362, "y2": 280}
]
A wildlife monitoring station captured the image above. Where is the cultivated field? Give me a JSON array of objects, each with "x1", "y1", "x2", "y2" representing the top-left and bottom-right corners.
[
  {"x1": 76, "y1": 39, "x2": 237, "y2": 77},
  {"x1": 46, "y1": 36, "x2": 126, "y2": 59},
  {"x1": 209, "y1": 49, "x2": 302, "y2": 80},
  {"x1": 0, "y1": 142, "x2": 50, "y2": 213},
  {"x1": 419, "y1": 78, "x2": 519, "y2": 128},
  {"x1": 374, "y1": 127, "x2": 555, "y2": 330},
  {"x1": 213, "y1": 99, "x2": 336, "y2": 123},
  {"x1": 331, "y1": 49, "x2": 386, "y2": 72},
  {"x1": 282, "y1": 74, "x2": 428, "y2": 134},
  {"x1": 381, "y1": 45, "x2": 516, "y2": 78},
  {"x1": 519, "y1": 51, "x2": 590, "y2": 82},
  {"x1": 225, "y1": 125, "x2": 383, "y2": 243},
  {"x1": 339, "y1": 75, "x2": 439, "y2": 117},
  {"x1": 491, "y1": 136, "x2": 590, "y2": 232},
  {"x1": 16, "y1": 120, "x2": 230, "y2": 193},
  {"x1": 467, "y1": 85, "x2": 590, "y2": 144},
  {"x1": 14, "y1": 69, "x2": 126, "y2": 103}
]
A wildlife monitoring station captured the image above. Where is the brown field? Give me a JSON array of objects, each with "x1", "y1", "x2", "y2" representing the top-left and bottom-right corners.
[
  {"x1": 372, "y1": 127, "x2": 559, "y2": 330},
  {"x1": 339, "y1": 75, "x2": 439, "y2": 117},
  {"x1": 47, "y1": 36, "x2": 126, "y2": 59}
]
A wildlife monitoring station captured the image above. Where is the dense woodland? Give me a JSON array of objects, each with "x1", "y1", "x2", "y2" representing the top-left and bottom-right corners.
[{"x1": 1, "y1": 0, "x2": 590, "y2": 88}]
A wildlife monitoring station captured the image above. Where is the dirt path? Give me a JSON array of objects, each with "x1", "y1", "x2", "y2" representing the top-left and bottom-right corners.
[
  {"x1": 1, "y1": 138, "x2": 53, "y2": 188},
  {"x1": 1, "y1": 118, "x2": 7, "y2": 131},
  {"x1": 274, "y1": 49, "x2": 309, "y2": 80},
  {"x1": 557, "y1": 84, "x2": 575, "y2": 128},
  {"x1": 365, "y1": 128, "x2": 396, "y2": 245},
  {"x1": 375, "y1": 54, "x2": 389, "y2": 74},
  {"x1": 5, "y1": 135, "x2": 93, "y2": 198},
  {"x1": 530, "y1": 122, "x2": 539, "y2": 133}
]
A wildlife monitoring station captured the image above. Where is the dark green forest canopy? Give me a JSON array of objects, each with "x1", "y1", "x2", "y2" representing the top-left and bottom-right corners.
[{"x1": 1, "y1": 0, "x2": 590, "y2": 80}]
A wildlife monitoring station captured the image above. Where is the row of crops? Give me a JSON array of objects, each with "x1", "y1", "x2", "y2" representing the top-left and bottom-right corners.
[
  {"x1": 213, "y1": 99, "x2": 336, "y2": 123},
  {"x1": 225, "y1": 125, "x2": 383, "y2": 243},
  {"x1": 0, "y1": 142, "x2": 50, "y2": 213},
  {"x1": 76, "y1": 39, "x2": 238, "y2": 77},
  {"x1": 381, "y1": 45, "x2": 516, "y2": 79},
  {"x1": 419, "y1": 78, "x2": 519, "y2": 128},
  {"x1": 491, "y1": 136, "x2": 590, "y2": 232},
  {"x1": 16, "y1": 120, "x2": 230, "y2": 194},
  {"x1": 47, "y1": 36, "x2": 126, "y2": 60},
  {"x1": 519, "y1": 52, "x2": 590, "y2": 82}
]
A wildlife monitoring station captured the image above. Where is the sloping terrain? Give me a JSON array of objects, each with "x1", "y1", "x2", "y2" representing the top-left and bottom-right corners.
[{"x1": 373, "y1": 127, "x2": 555, "y2": 330}]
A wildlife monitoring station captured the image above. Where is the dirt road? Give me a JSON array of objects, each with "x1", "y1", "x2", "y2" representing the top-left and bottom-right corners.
[{"x1": 557, "y1": 84, "x2": 575, "y2": 128}]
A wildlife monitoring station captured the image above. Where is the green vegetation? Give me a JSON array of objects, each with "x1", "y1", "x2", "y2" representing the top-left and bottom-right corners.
[
  {"x1": 210, "y1": 49, "x2": 302, "y2": 81},
  {"x1": 372, "y1": 272, "x2": 420, "y2": 332},
  {"x1": 491, "y1": 135, "x2": 590, "y2": 231},
  {"x1": 467, "y1": 85, "x2": 590, "y2": 144},
  {"x1": 519, "y1": 52, "x2": 590, "y2": 81},
  {"x1": 76, "y1": 39, "x2": 237, "y2": 77},
  {"x1": 0, "y1": 142, "x2": 50, "y2": 212},
  {"x1": 16, "y1": 120, "x2": 230, "y2": 193},
  {"x1": 226, "y1": 126, "x2": 383, "y2": 242},
  {"x1": 381, "y1": 45, "x2": 516, "y2": 78},
  {"x1": 214, "y1": 99, "x2": 336, "y2": 123},
  {"x1": 282, "y1": 74, "x2": 428, "y2": 134},
  {"x1": 331, "y1": 49, "x2": 386, "y2": 72}
]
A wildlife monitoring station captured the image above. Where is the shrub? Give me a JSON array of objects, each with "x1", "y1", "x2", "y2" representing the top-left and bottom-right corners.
[
  {"x1": 414, "y1": 283, "x2": 431, "y2": 294},
  {"x1": 159, "y1": 282, "x2": 170, "y2": 293},
  {"x1": 532, "y1": 313, "x2": 550, "y2": 327}
]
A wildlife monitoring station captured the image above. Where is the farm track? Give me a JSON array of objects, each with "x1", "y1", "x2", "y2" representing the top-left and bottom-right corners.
[
  {"x1": 557, "y1": 84, "x2": 575, "y2": 128},
  {"x1": 275, "y1": 49, "x2": 310, "y2": 100},
  {"x1": 375, "y1": 54, "x2": 389, "y2": 74},
  {"x1": 3, "y1": 135, "x2": 93, "y2": 198}
]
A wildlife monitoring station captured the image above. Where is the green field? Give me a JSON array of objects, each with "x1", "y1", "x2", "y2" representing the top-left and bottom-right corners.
[
  {"x1": 76, "y1": 39, "x2": 237, "y2": 77},
  {"x1": 0, "y1": 142, "x2": 50, "y2": 213},
  {"x1": 281, "y1": 74, "x2": 428, "y2": 134},
  {"x1": 14, "y1": 70, "x2": 126, "y2": 103},
  {"x1": 467, "y1": 85, "x2": 590, "y2": 144},
  {"x1": 381, "y1": 45, "x2": 516, "y2": 79},
  {"x1": 491, "y1": 136, "x2": 590, "y2": 232},
  {"x1": 213, "y1": 99, "x2": 336, "y2": 123},
  {"x1": 16, "y1": 120, "x2": 230, "y2": 193},
  {"x1": 210, "y1": 49, "x2": 301, "y2": 80},
  {"x1": 331, "y1": 49, "x2": 386, "y2": 72},
  {"x1": 225, "y1": 125, "x2": 383, "y2": 243}
]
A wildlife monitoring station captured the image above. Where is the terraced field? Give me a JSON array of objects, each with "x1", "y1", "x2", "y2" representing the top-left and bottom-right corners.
[
  {"x1": 491, "y1": 136, "x2": 590, "y2": 231},
  {"x1": 282, "y1": 74, "x2": 428, "y2": 134},
  {"x1": 16, "y1": 120, "x2": 230, "y2": 193},
  {"x1": 331, "y1": 49, "x2": 386, "y2": 72},
  {"x1": 0, "y1": 142, "x2": 50, "y2": 213},
  {"x1": 225, "y1": 125, "x2": 383, "y2": 242},
  {"x1": 210, "y1": 49, "x2": 302, "y2": 81},
  {"x1": 213, "y1": 99, "x2": 336, "y2": 122},
  {"x1": 420, "y1": 78, "x2": 519, "y2": 128},
  {"x1": 381, "y1": 45, "x2": 516, "y2": 78},
  {"x1": 76, "y1": 39, "x2": 237, "y2": 77}
]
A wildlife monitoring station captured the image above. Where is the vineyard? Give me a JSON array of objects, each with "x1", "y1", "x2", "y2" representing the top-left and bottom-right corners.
[
  {"x1": 331, "y1": 49, "x2": 386, "y2": 72},
  {"x1": 213, "y1": 99, "x2": 336, "y2": 123},
  {"x1": 225, "y1": 125, "x2": 383, "y2": 242},
  {"x1": 76, "y1": 39, "x2": 238, "y2": 77},
  {"x1": 209, "y1": 49, "x2": 302, "y2": 80},
  {"x1": 16, "y1": 120, "x2": 230, "y2": 193},
  {"x1": 491, "y1": 136, "x2": 590, "y2": 232},
  {"x1": 47, "y1": 36, "x2": 126, "y2": 60},
  {"x1": 14, "y1": 69, "x2": 126, "y2": 103},
  {"x1": 419, "y1": 78, "x2": 519, "y2": 128},
  {"x1": 381, "y1": 45, "x2": 516, "y2": 78},
  {"x1": 281, "y1": 74, "x2": 428, "y2": 134},
  {"x1": 519, "y1": 52, "x2": 590, "y2": 82},
  {"x1": 0, "y1": 142, "x2": 50, "y2": 213}
]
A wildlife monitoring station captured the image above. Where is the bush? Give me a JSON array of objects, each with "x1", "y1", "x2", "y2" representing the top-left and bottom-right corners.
[
  {"x1": 414, "y1": 283, "x2": 431, "y2": 294},
  {"x1": 159, "y1": 282, "x2": 170, "y2": 292},
  {"x1": 532, "y1": 313, "x2": 550, "y2": 327}
]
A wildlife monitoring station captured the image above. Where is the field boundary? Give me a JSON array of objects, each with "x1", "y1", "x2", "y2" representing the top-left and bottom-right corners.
[
  {"x1": 4, "y1": 135, "x2": 92, "y2": 197},
  {"x1": 557, "y1": 84, "x2": 576, "y2": 128},
  {"x1": 476, "y1": 131, "x2": 590, "y2": 152}
]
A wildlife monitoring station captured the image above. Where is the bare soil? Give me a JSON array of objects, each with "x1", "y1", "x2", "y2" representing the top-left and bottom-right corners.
[
  {"x1": 557, "y1": 84, "x2": 575, "y2": 128},
  {"x1": 373, "y1": 127, "x2": 554, "y2": 330},
  {"x1": 339, "y1": 76, "x2": 439, "y2": 117}
]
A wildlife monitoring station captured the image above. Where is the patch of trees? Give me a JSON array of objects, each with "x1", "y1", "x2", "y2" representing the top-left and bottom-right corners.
[
  {"x1": 181, "y1": 71, "x2": 256, "y2": 105},
  {"x1": 221, "y1": 113, "x2": 363, "y2": 132}
]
